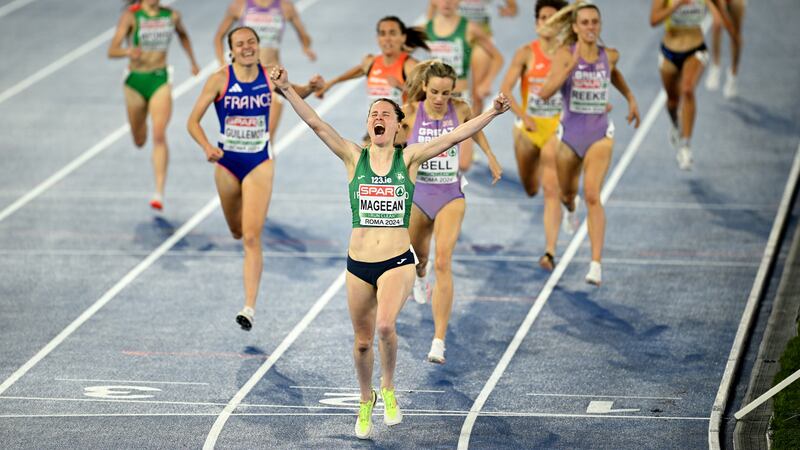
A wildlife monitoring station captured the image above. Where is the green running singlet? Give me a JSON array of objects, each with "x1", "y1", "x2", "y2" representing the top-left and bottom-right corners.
[
  {"x1": 349, "y1": 147, "x2": 414, "y2": 228},
  {"x1": 132, "y1": 6, "x2": 174, "y2": 52},
  {"x1": 425, "y1": 16, "x2": 472, "y2": 80}
]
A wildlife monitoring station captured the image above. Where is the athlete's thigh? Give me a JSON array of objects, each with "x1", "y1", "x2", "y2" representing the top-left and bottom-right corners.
[
  {"x1": 241, "y1": 160, "x2": 276, "y2": 230},
  {"x1": 470, "y1": 44, "x2": 491, "y2": 84},
  {"x1": 148, "y1": 84, "x2": 173, "y2": 131},
  {"x1": 582, "y1": 138, "x2": 613, "y2": 194},
  {"x1": 659, "y1": 58, "x2": 681, "y2": 98},
  {"x1": 123, "y1": 86, "x2": 148, "y2": 129},
  {"x1": 432, "y1": 198, "x2": 465, "y2": 258},
  {"x1": 556, "y1": 141, "x2": 582, "y2": 194},
  {"x1": 409, "y1": 204, "x2": 434, "y2": 256},
  {"x1": 214, "y1": 164, "x2": 243, "y2": 233},
  {"x1": 347, "y1": 273, "x2": 377, "y2": 332},
  {"x1": 513, "y1": 126, "x2": 540, "y2": 184},
  {"x1": 681, "y1": 55, "x2": 706, "y2": 91},
  {"x1": 375, "y1": 264, "x2": 414, "y2": 320},
  {"x1": 730, "y1": 0, "x2": 745, "y2": 28}
]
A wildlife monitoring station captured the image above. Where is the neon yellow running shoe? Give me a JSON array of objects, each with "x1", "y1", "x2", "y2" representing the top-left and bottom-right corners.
[
  {"x1": 381, "y1": 386, "x2": 403, "y2": 426},
  {"x1": 354, "y1": 388, "x2": 377, "y2": 439}
]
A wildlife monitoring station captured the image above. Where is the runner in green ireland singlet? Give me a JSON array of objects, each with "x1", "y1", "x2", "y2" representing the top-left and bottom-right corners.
[{"x1": 349, "y1": 147, "x2": 415, "y2": 228}]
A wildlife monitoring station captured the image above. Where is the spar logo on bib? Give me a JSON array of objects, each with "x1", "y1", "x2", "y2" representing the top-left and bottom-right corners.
[{"x1": 358, "y1": 184, "x2": 407, "y2": 227}]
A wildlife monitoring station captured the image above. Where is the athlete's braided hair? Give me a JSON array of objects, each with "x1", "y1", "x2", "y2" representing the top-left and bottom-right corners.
[
  {"x1": 405, "y1": 60, "x2": 457, "y2": 103},
  {"x1": 377, "y1": 16, "x2": 430, "y2": 52}
]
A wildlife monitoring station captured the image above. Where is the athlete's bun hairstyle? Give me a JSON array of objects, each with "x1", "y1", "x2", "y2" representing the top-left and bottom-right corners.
[
  {"x1": 405, "y1": 60, "x2": 458, "y2": 103},
  {"x1": 535, "y1": 0, "x2": 569, "y2": 18},
  {"x1": 377, "y1": 16, "x2": 430, "y2": 52},
  {"x1": 369, "y1": 98, "x2": 405, "y2": 122}
]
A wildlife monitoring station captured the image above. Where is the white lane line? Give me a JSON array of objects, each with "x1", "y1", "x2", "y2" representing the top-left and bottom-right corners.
[
  {"x1": 0, "y1": 73, "x2": 362, "y2": 397},
  {"x1": 0, "y1": 411, "x2": 710, "y2": 420},
  {"x1": 289, "y1": 385, "x2": 446, "y2": 394},
  {"x1": 0, "y1": 249, "x2": 762, "y2": 268},
  {"x1": 0, "y1": 187, "x2": 774, "y2": 212},
  {"x1": 0, "y1": 197, "x2": 220, "y2": 397},
  {"x1": 0, "y1": 395, "x2": 709, "y2": 420},
  {"x1": 708, "y1": 141, "x2": 800, "y2": 448},
  {"x1": 0, "y1": 0, "x2": 177, "y2": 105},
  {"x1": 0, "y1": 62, "x2": 218, "y2": 224},
  {"x1": 0, "y1": 395, "x2": 225, "y2": 407},
  {"x1": 0, "y1": 0, "x2": 37, "y2": 18},
  {"x1": 457, "y1": 88, "x2": 668, "y2": 449},
  {"x1": 55, "y1": 378, "x2": 209, "y2": 386},
  {"x1": 202, "y1": 272, "x2": 346, "y2": 449},
  {"x1": 0, "y1": 28, "x2": 115, "y2": 104},
  {"x1": 527, "y1": 393, "x2": 682, "y2": 400}
]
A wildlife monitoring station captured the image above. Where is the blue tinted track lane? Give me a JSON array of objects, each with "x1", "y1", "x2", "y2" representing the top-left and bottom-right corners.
[{"x1": 1, "y1": 0, "x2": 799, "y2": 448}]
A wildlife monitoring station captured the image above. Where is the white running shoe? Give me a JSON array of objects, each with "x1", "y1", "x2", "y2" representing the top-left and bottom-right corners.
[
  {"x1": 676, "y1": 146, "x2": 693, "y2": 171},
  {"x1": 723, "y1": 70, "x2": 737, "y2": 99},
  {"x1": 705, "y1": 64, "x2": 721, "y2": 91},
  {"x1": 413, "y1": 262, "x2": 431, "y2": 304},
  {"x1": 562, "y1": 195, "x2": 580, "y2": 234},
  {"x1": 235, "y1": 306, "x2": 255, "y2": 331},
  {"x1": 585, "y1": 261, "x2": 602, "y2": 286},
  {"x1": 427, "y1": 338, "x2": 446, "y2": 364},
  {"x1": 669, "y1": 125, "x2": 680, "y2": 149}
]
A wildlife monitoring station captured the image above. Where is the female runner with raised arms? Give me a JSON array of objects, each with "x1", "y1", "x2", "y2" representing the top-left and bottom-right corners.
[{"x1": 269, "y1": 63, "x2": 509, "y2": 439}]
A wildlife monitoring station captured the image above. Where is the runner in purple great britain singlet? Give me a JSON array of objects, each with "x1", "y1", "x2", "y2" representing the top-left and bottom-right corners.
[
  {"x1": 409, "y1": 101, "x2": 464, "y2": 220},
  {"x1": 557, "y1": 44, "x2": 614, "y2": 159}
]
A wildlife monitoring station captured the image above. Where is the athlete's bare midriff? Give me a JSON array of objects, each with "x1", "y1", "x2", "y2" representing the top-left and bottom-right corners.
[
  {"x1": 662, "y1": 27, "x2": 704, "y2": 52},
  {"x1": 129, "y1": 50, "x2": 168, "y2": 72},
  {"x1": 349, "y1": 228, "x2": 411, "y2": 262}
]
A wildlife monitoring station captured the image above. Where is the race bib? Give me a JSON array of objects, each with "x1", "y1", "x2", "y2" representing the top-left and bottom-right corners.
[
  {"x1": 527, "y1": 82, "x2": 562, "y2": 118},
  {"x1": 367, "y1": 82, "x2": 403, "y2": 107},
  {"x1": 671, "y1": 1, "x2": 706, "y2": 28},
  {"x1": 222, "y1": 115, "x2": 268, "y2": 153},
  {"x1": 418, "y1": 147, "x2": 459, "y2": 184},
  {"x1": 459, "y1": 0, "x2": 490, "y2": 24},
  {"x1": 428, "y1": 40, "x2": 465, "y2": 77},
  {"x1": 358, "y1": 184, "x2": 407, "y2": 227},
  {"x1": 569, "y1": 71, "x2": 609, "y2": 114},
  {"x1": 138, "y1": 17, "x2": 173, "y2": 52},
  {"x1": 243, "y1": 12, "x2": 283, "y2": 48}
]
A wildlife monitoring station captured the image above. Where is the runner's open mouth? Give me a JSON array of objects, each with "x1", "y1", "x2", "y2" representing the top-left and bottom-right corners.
[{"x1": 374, "y1": 124, "x2": 385, "y2": 136}]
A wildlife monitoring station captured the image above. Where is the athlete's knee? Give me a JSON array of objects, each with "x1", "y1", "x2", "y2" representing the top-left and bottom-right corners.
[
  {"x1": 561, "y1": 192, "x2": 577, "y2": 208},
  {"x1": 375, "y1": 320, "x2": 396, "y2": 341},
  {"x1": 523, "y1": 180, "x2": 540, "y2": 197},
  {"x1": 353, "y1": 337, "x2": 372, "y2": 355},
  {"x1": 433, "y1": 255, "x2": 452, "y2": 276},
  {"x1": 152, "y1": 128, "x2": 168, "y2": 147},
  {"x1": 542, "y1": 180, "x2": 559, "y2": 199},
  {"x1": 583, "y1": 189, "x2": 602, "y2": 208},
  {"x1": 230, "y1": 229, "x2": 243, "y2": 240},
  {"x1": 241, "y1": 231, "x2": 261, "y2": 249},
  {"x1": 680, "y1": 84, "x2": 696, "y2": 101},
  {"x1": 132, "y1": 130, "x2": 147, "y2": 148},
  {"x1": 666, "y1": 97, "x2": 680, "y2": 112},
  {"x1": 416, "y1": 257, "x2": 429, "y2": 275}
]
